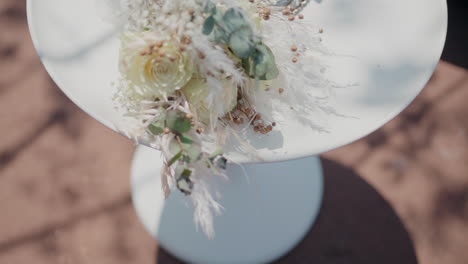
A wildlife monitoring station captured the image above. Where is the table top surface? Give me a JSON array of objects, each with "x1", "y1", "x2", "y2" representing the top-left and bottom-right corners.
[{"x1": 27, "y1": 0, "x2": 447, "y2": 162}]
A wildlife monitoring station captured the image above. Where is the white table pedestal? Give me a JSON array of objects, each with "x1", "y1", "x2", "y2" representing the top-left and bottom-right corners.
[{"x1": 131, "y1": 145, "x2": 324, "y2": 264}]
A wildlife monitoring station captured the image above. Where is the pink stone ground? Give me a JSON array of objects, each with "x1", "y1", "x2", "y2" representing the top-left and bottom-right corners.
[{"x1": 1, "y1": 1, "x2": 468, "y2": 263}]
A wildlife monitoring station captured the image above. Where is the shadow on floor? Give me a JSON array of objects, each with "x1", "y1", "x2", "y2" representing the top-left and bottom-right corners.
[{"x1": 155, "y1": 159, "x2": 418, "y2": 264}]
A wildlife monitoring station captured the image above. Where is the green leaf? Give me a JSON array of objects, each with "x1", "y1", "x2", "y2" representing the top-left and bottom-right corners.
[
  {"x1": 181, "y1": 168, "x2": 192, "y2": 178},
  {"x1": 147, "y1": 120, "x2": 165, "y2": 135},
  {"x1": 168, "y1": 150, "x2": 183, "y2": 167},
  {"x1": 173, "y1": 119, "x2": 192, "y2": 133},
  {"x1": 204, "y1": 0, "x2": 217, "y2": 14},
  {"x1": 242, "y1": 43, "x2": 279, "y2": 80},
  {"x1": 211, "y1": 26, "x2": 228, "y2": 43},
  {"x1": 179, "y1": 134, "x2": 193, "y2": 144},
  {"x1": 223, "y1": 8, "x2": 249, "y2": 33},
  {"x1": 254, "y1": 50, "x2": 268, "y2": 77},
  {"x1": 256, "y1": 44, "x2": 279, "y2": 80},
  {"x1": 182, "y1": 154, "x2": 191, "y2": 163},
  {"x1": 203, "y1": 15, "x2": 215, "y2": 35},
  {"x1": 147, "y1": 124, "x2": 164, "y2": 135},
  {"x1": 166, "y1": 110, "x2": 192, "y2": 134},
  {"x1": 229, "y1": 26, "x2": 255, "y2": 59},
  {"x1": 169, "y1": 135, "x2": 201, "y2": 163},
  {"x1": 185, "y1": 144, "x2": 202, "y2": 162},
  {"x1": 169, "y1": 138, "x2": 182, "y2": 156}
]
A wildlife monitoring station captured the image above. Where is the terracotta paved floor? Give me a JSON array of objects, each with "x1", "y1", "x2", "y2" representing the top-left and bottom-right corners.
[{"x1": 1, "y1": 1, "x2": 468, "y2": 263}]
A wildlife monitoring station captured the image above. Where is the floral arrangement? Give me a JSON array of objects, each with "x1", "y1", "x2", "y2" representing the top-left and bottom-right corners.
[{"x1": 108, "y1": 0, "x2": 335, "y2": 237}]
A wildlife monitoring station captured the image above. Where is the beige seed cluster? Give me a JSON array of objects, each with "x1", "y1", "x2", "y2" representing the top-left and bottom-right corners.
[
  {"x1": 256, "y1": 0, "x2": 308, "y2": 21},
  {"x1": 225, "y1": 90, "x2": 276, "y2": 134}
]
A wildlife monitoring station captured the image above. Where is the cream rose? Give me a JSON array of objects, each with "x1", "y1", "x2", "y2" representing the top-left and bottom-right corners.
[
  {"x1": 182, "y1": 77, "x2": 238, "y2": 124},
  {"x1": 119, "y1": 33, "x2": 194, "y2": 98}
]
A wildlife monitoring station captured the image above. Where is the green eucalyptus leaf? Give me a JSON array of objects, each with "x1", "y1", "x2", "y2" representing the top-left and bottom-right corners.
[
  {"x1": 242, "y1": 43, "x2": 279, "y2": 80},
  {"x1": 179, "y1": 134, "x2": 193, "y2": 144},
  {"x1": 169, "y1": 137, "x2": 189, "y2": 155},
  {"x1": 223, "y1": 8, "x2": 249, "y2": 33},
  {"x1": 204, "y1": 0, "x2": 217, "y2": 14},
  {"x1": 173, "y1": 119, "x2": 192, "y2": 134},
  {"x1": 182, "y1": 154, "x2": 191, "y2": 163},
  {"x1": 212, "y1": 10, "x2": 224, "y2": 24},
  {"x1": 209, "y1": 11, "x2": 226, "y2": 42},
  {"x1": 257, "y1": 44, "x2": 279, "y2": 79},
  {"x1": 166, "y1": 110, "x2": 192, "y2": 134},
  {"x1": 254, "y1": 49, "x2": 268, "y2": 77},
  {"x1": 203, "y1": 15, "x2": 215, "y2": 35},
  {"x1": 169, "y1": 138, "x2": 182, "y2": 156},
  {"x1": 185, "y1": 144, "x2": 202, "y2": 162},
  {"x1": 183, "y1": 169, "x2": 192, "y2": 178},
  {"x1": 169, "y1": 135, "x2": 201, "y2": 163},
  {"x1": 229, "y1": 26, "x2": 255, "y2": 59},
  {"x1": 147, "y1": 122, "x2": 164, "y2": 135},
  {"x1": 212, "y1": 26, "x2": 228, "y2": 43},
  {"x1": 241, "y1": 56, "x2": 256, "y2": 78},
  {"x1": 264, "y1": 67, "x2": 279, "y2": 80}
]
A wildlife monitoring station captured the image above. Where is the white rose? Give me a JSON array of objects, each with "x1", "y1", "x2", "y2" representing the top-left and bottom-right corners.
[{"x1": 119, "y1": 32, "x2": 194, "y2": 98}]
